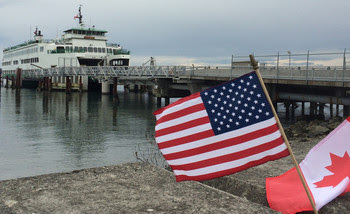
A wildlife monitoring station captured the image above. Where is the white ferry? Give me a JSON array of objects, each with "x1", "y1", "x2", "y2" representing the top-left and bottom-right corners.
[{"x1": 1, "y1": 6, "x2": 130, "y2": 90}]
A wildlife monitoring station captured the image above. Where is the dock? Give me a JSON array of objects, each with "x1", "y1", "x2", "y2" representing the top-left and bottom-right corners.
[{"x1": 2, "y1": 51, "x2": 350, "y2": 120}]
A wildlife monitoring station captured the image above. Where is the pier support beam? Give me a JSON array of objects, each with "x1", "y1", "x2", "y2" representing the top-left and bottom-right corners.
[
  {"x1": 344, "y1": 106, "x2": 350, "y2": 118},
  {"x1": 165, "y1": 97, "x2": 170, "y2": 106},
  {"x1": 157, "y1": 97, "x2": 162, "y2": 106},
  {"x1": 284, "y1": 102, "x2": 290, "y2": 120},
  {"x1": 101, "y1": 79, "x2": 110, "y2": 95},
  {"x1": 301, "y1": 102, "x2": 305, "y2": 116}
]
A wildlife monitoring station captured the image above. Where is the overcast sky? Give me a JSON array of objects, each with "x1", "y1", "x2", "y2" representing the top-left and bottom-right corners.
[{"x1": 1, "y1": 0, "x2": 349, "y2": 66}]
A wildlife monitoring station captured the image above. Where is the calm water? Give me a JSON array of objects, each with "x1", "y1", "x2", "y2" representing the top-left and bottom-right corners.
[{"x1": 0, "y1": 87, "x2": 162, "y2": 181}]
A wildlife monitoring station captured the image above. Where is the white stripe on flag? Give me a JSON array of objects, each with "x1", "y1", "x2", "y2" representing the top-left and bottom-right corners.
[
  {"x1": 155, "y1": 96, "x2": 202, "y2": 119},
  {"x1": 166, "y1": 130, "x2": 282, "y2": 165},
  {"x1": 156, "y1": 123, "x2": 212, "y2": 144},
  {"x1": 155, "y1": 110, "x2": 208, "y2": 131},
  {"x1": 173, "y1": 143, "x2": 287, "y2": 177},
  {"x1": 159, "y1": 117, "x2": 277, "y2": 154}
]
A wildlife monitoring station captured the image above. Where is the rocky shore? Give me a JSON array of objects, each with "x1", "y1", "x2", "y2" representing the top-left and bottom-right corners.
[{"x1": 0, "y1": 118, "x2": 349, "y2": 213}]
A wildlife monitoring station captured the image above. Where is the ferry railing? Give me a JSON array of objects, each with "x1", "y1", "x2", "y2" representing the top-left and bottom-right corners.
[{"x1": 13, "y1": 66, "x2": 187, "y2": 79}]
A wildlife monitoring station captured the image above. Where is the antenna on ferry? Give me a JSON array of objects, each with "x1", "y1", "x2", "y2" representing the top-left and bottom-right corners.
[{"x1": 74, "y1": 5, "x2": 84, "y2": 27}]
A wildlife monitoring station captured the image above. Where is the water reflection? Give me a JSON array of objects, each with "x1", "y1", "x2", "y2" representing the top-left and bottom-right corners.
[
  {"x1": 0, "y1": 88, "x2": 158, "y2": 180},
  {"x1": 15, "y1": 89, "x2": 21, "y2": 114}
]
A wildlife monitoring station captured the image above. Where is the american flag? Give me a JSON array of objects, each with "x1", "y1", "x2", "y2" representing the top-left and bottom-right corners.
[{"x1": 154, "y1": 71, "x2": 289, "y2": 181}]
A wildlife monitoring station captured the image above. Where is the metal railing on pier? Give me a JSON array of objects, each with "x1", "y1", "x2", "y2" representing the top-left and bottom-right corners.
[
  {"x1": 2, "y1": 50, "x2": 350, "y2": 84},
  {"x1": 3, "y1": 65, "x2": 350, "y2": 83}
]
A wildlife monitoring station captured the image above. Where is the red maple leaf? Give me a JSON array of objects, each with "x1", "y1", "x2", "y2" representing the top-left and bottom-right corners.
[{"x1": 314, "y1": 151, "x2": 350, "y2": 190}]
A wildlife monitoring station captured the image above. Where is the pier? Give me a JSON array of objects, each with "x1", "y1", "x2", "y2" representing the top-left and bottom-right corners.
[{"x1": 2, "y1": 52, "x2": 350, "y2": 120}]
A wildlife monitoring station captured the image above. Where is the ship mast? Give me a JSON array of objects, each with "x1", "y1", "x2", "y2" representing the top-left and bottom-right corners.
[{"x1": 75, "y1": 5, "x2": 84, "y2": 27}]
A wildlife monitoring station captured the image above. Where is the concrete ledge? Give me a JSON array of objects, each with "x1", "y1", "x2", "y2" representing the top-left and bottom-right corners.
[{"x1": 0, "y1": 163, "x2": 276, "y2": 214}]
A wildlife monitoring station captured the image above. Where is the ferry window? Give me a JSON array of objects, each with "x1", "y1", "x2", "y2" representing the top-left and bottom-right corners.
[
  {"x1": 40, "y1": 47, "x2": 44, "y2": 52},
  {"x1": 88, "y1": 47, "x2": 93, "y2": 52},
  {"x1": 102, "y1": 48, "x2": 106, "y2": 53},
  {"x1": 108, "y1": 48, "x2": 111, "y2": 54},
  {"x1": 84, "y1": 47, "x2": 87, "y2": 52},
  {"x1": 98, "y1": 48, "x2": 101, "y2": 53},
  {"x1": 74, "y1": 47, "x2": 79, "y2": 52},
  {"x1": 79, "y1": 47, "x2": 83, "y2": 52},
  {"x1": 93, "y1": 47, "x2": 97, "y2": 52},
  {"x1": 57, "y1": 46, "x2": 65, "y2": 53}
]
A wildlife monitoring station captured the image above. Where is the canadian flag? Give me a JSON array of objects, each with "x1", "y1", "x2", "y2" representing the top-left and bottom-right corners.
[{"x1": 266, "y1": 117, "x2": 350, "y2": 213}]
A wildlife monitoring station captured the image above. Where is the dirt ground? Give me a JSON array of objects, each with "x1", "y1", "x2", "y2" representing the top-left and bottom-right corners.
[{"x1": 0, "y1": 118, "x2": 349, "y2": 213}]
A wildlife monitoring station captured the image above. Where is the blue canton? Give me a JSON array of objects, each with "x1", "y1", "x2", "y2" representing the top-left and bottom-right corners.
[{"x1": 200, "y1": 72, "x2": 274, "y2": 135}]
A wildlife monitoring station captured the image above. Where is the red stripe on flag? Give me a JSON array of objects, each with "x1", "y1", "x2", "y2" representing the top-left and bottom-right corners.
[
  {"x1": 155, "y1": 116, "x2": 210, "y2": 137},
  {"x1": 155, "y1": 103, "x2": 206, "y2": 126},
  {"x1": 157, "y1": 130, "x2": 215, "y2": 149},
  {"x1": 153, "y1": 92, "x2": 200, "y2": 116},
  {"x1": 175, "y1": 149, "x2": 290, "y2": 182},
  {"x1": 346, "y1": 116, "x2": 350, "y2": 122},
  {"x1": 170, "y1": 137, "x2": 284, "y2": 171},
  {"x1": 163, "y1": 123, "x2": 280, "y2": 160}
]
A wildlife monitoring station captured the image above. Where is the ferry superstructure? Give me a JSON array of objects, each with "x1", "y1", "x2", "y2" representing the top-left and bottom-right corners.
[{"x1": 1, "y1": 6, "x2": 130, "y2": 90}]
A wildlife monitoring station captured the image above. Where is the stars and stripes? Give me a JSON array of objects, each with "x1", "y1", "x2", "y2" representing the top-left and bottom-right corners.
[{"x1": 154, "y1": 71, "x2": 289, "y2": 182}]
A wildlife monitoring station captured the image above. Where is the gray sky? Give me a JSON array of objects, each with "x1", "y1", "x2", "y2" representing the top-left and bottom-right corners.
[{"x1": 1, "y1": 0, "x2": 349, "y2": 66}]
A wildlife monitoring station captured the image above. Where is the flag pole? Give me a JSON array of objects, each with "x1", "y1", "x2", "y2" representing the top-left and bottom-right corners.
[{"x1": 249, "y1": 55, "x2": 318, "y2": 214}]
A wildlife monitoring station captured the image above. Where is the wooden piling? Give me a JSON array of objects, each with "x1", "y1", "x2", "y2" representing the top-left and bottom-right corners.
[
  {"x1": 66, "y1": 76, "x2": 71, "y2": 94},
  {"x1": 16, "y1": 68, "x2": 22, "y2": 89},
  {"x1": 11, "y1": 76, "x2": 15, "y2": 89},
  {"x1": 79, "y1": 76, "x2": 83, "y2": 92},
  {"x1": 49, "y1": 78, "x2": 52, "y2": 91},
  {"x1": 6, "y1": 76, "x2": 9, "y2": 88},
  {"x1": 37, "y1": 80, "x2": 42, "y2": 92},
  {"x1": 113, "y1": 77, "x2": 119, "y2": 103}
]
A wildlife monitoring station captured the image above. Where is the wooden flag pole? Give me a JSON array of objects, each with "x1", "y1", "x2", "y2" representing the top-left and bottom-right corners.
[{"x1": 249, "y1": 55, "x2": 318, "y2": 214}]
